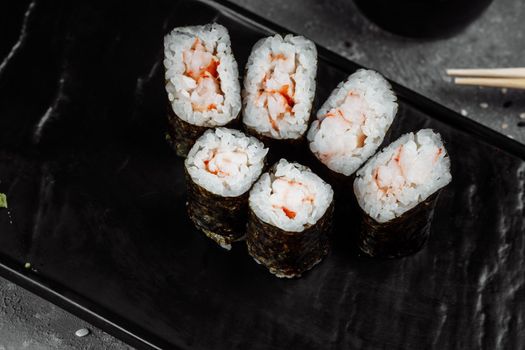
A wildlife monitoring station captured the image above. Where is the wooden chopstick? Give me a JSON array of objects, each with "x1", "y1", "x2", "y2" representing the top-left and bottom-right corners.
[
  {"x1": 447, "y1": 68, "x2": 525, "y2": 78},
  {"x1": 446, "y1": 67, "x2": 525, "y2": 89},
  {"x1": 454, "y1": 77, "x2": 525, "y2": 90}
]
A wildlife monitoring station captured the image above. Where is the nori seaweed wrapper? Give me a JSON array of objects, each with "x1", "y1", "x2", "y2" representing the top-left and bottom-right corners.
[
  {"x1": 166, "y1": 102, "x2": 239, "y2": 158},
  {"x1": 305, "y1": 155, "x2": 358, "y2": 232},
  {"x1": 246, "y1": 201, "x2": 334, "y2": 278},
  {"x1": 358, "y1": 190, "x2": 441, "y2": 259},
  {"x1": 243, "y1": 126, "x2": 309, "y2": 166},
  {"x1": 306, "y1": 111, "x2": 398, "y2": 190},
  {"x1": 166, "y1": 105, "x2": 209, "y2": 158},
  {"x1": 185, "y1": 168, "x2": 249, "y2": 249},
  {"x1": 307, "y1": 153, "x2": 354, "y2": 193},
  {"x1": 306, "y1": 118, "x2": 397, "y2": 191}
]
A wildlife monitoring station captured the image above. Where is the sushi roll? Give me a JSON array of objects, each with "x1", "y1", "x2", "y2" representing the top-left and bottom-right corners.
[
  {"x1": 247, "y1": 159, "x2": 334, "y2": 278},
  {"x1": 307, "y1": 69, "x2": 397, "y2": 177},
  {"x1": 185, "y1": 128, "x2": 268, "y2": 249},
  {"x1": 164, "y1": 23, "x2": 241, "y2": 156},
  {"x1": 353, "y1": 129, "x2": 452, "y2": 258},
  {"x1": 242, "y1": 34, "x2": 317, "y2": 144}
]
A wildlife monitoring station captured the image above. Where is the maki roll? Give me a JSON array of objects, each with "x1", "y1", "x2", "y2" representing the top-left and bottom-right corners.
[
  {"x1": 242, "y1": 34, "x2": 317, "y2": 143},
  {"x1": 185, "y1": 128, "x2": 268, "y2": 249},
  {"x1": 353, "y1": 129, "x2": 452, "y2": 258},
  {"x1": 307, "y1": 69, "x2": 397, "y2": 177},
  {"x1": 247, "y1": 159, "x2": 334, "y2": 278},
  {"x1": 164, "y1": 23, "x2": 241, "y2": 156}
]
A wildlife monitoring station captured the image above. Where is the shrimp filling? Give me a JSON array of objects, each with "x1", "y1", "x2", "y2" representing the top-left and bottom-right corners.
[
  {"x1": 186, "y1": 128, "x2": 268, "y2": 197},
  {"x1": 243, "y1": 34, "x2": 317, "y2": 139},
  {"x1": 182, "y1": 38, "x2": 224, "y2": 112},
  {"x1": 307, "y1": 69, "x2": 398, "y2": 176},
  {"x1": 164, "y1": 24, "x2": 241, "y2": 127},
  {"x1": 202, "y1": 149, "x2": 249, "y2": 178},
  {"x1": 373, "y1": 141, "x2": 442, "y2": 198},
  {"x1": 313, "y1": 91, "x2": 370, "y2": 163},
  {"x1": 249, "y1": 159, "x2": 334, "y2": 232},
  {"x1": 256, "y1": 52, "x2": 297, "y2": 132},
  {"x1": 269, "y1": 178, "x2": 315, "y2": 220},
  {"x1": 354, "y1": 129, "x2": 451, "y2": 223}
]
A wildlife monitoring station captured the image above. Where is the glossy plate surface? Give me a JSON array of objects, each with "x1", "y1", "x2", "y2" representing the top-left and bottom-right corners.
[{"x1": 0, "y1": 0, "x2": 524, "y2": 349}]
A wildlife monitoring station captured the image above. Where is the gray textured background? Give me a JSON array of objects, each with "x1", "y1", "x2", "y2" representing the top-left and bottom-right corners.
[
  {"x1": 232, "y1": 0, "x2": 525, "y2": 142},
  {"x1": 1, "y1": 0, "x2": 523, "y2": 348}
]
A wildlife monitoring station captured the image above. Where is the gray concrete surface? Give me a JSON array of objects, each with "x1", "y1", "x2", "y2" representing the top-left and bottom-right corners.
[
  {"x1": 1, "y1": 0, "x2": 524, "y2": 349},
  {"x1": 0, "y1": 276, "x2": 131, "y2": 349},
  {"x1": 232, "y1": 0, "x2": 525, "y2": 143}
]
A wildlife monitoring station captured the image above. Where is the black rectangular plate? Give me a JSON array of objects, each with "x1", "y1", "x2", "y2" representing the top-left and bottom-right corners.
[{"x1": 1, "y1": 0, "x2": 524, "y2": 349}]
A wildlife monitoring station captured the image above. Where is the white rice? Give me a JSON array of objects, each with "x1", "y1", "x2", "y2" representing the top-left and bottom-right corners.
[
  {"x1": 242, "y1": 34, "x2": 317, "y2": 139},
  {"x1": 164, "y1": 23, "x2": 241, "y2": 127},
  {"x1": 185, "y1": 128, "x2": 268, "y2": 197},
  {"x1": 249, "y1": 159, "x2": 333, "y2": 232},
  {"x1": 307, "y1": 69, "x2": 397, "y2": 176},
  {"x1": 354, "y1": 129, "x2": 452, "y2": 223}
]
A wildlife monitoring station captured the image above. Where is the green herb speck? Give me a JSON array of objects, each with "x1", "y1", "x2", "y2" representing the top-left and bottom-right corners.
[{"x1": 0, "y1": 193, "x2": 7, "y2": 209}]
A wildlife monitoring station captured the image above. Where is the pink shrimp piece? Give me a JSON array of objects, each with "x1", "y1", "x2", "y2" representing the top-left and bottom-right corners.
[
  {"x1": 256, "y1": 52, "x2": 298, "y2": 130},
  {"x1": 319, "y1": 91, "x2": 368, "y2": 152},
  {"x1": 270, "y1": 178, "x2": 315, "y2": 220},
  {"x1": 282, "y1": 207, "x2": 296, "y2": 219},
  {"x1": 434, "y1": 147, "x2": 443, "y2": 163},
  {"x1": 183, "y1": 37, "x2": 224, "y2": 112}
]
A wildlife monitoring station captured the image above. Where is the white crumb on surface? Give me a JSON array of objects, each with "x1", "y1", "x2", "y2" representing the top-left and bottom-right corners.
[
  {"x1": 460, "y1": 109, "x2": 468, "y2": 116},
  {"x1": 75, "y1": 328, "x2": 90, "y2": 338},
  {"x1": 480, "y1": 102, "x2": 488, "y2": 109}
]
